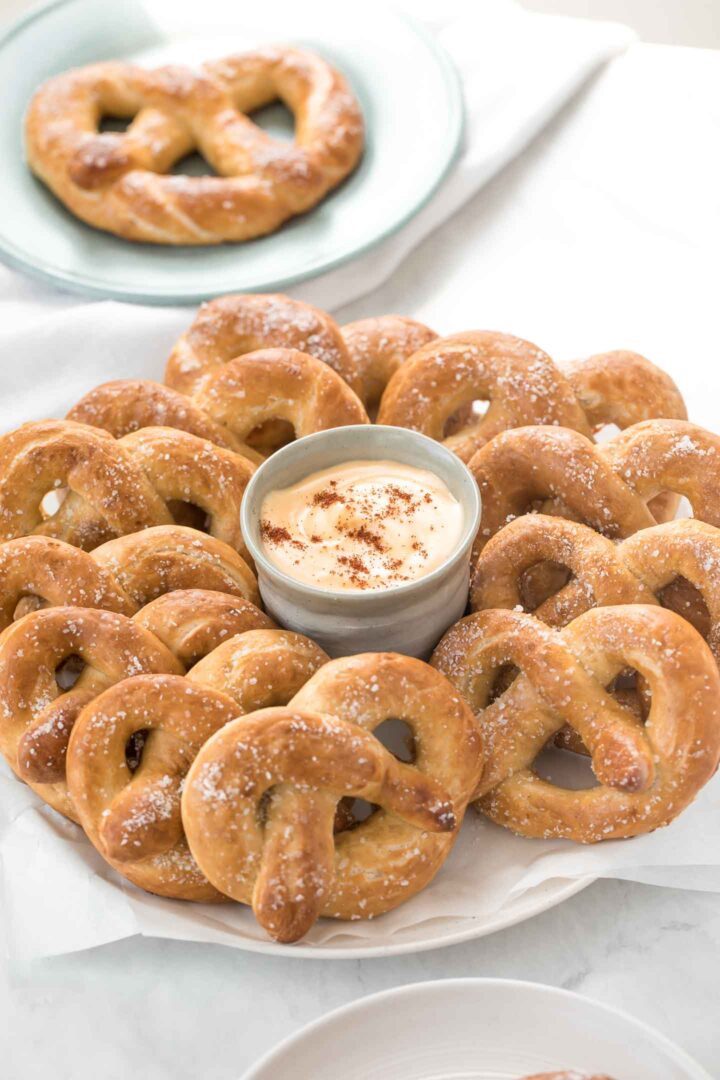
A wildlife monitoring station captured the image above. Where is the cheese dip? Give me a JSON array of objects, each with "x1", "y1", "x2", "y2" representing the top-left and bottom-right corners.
[{"x1": 259, "y1": 459, "x2": 464, "y2": 591}]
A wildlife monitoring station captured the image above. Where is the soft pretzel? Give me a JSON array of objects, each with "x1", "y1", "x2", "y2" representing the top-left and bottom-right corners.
[
  {"x1": 190, "y1": 348, "x2": 368, "y2": 454},
  {"x1": 66, "y1": 629, "x2": 328, "y2": 899},
  {"x1": 470, "y1": 420, "x2": 720, "y2": 562},
  {"x1": 187, "y1": 627, "x2": 328, "y2": 709},
  {"x1": 66, "y1": 379, "x2": 264, "y2": 464},
  {"x1": 432, "y1": 606, "x2": 720, "y2": 842},
  {"x1": 0, "y1": 590, "x2": 271, "y2": 818},
  {"x1": 377, "y1": 332, "x2": 686, "y2": 462},
  {"x1": 26, "y1": 48, "x2": 364, "y2": 245},
  {"x1": 341, "y1": 315, "x2": 437, "y2": 413},
  {"x1": 0, "y1": 419, "x2": 256, "y2": 557},
  {"x1": 0, "y1": 526, "x2": 259, "y2": 630},
  {"x1": 165, "y1": 292, "x2": 360, "y2": 396},
  {"x1": 72, "y1": 351, "x2": 368, "y2": 460},
  {"x1": 182, "y1": 652, "x2": 482, "y2": 942},
  {"x1": 471, "y1": 516, "x2": 720, "y2": 655}
]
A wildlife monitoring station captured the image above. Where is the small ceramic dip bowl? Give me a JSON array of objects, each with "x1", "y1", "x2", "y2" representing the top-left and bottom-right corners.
[{"x1": 241, "y1": 425, "x2": 481, "y2": 658}]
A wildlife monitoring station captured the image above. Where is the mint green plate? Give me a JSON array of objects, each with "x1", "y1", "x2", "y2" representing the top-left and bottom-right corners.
[{"x1": 0, "y1": 0, "x2": 462, "y2": 304}]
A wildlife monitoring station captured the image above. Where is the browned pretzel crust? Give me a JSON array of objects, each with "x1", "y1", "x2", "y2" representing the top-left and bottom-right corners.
[
  {"x1": 26, "y1": 48, "x2": 364, "y2": 245},
  {"x1": 182, "y1": 652, "x2": 482, "y2": 942},
  {"x1": 377, "y1": 332, "x2": 686, "y2": 462},
  {"x1": 67, "y1": 379, "x2": 265, "y2": 464},
  {"x1": 432, "y1": 606, "x2": 720, "y2": 842},
  {"x1": 0, "y1": 590, "x2": 272, "y2": 819},
  {"x1": 471, "y1": 515, "x2": 720, "y2": 653},
  {"x1": 470, "y1": 420, "x2": 720, "y2": 562},
  {"x1": 166, "y1": 293, "x2": 361, "y2": 396},
  {"x1": 66, "y1": 629, "x2": 328, "y2": 899},
  {"x1": 0, "y1": 419, "x2": 258, "y2": 557},
  {"x1": 342, "y1": 315, "x2": 437, "y2": 413},
  {"x1": 0, "y1": 525, "x2": 259, "y2": 629}
]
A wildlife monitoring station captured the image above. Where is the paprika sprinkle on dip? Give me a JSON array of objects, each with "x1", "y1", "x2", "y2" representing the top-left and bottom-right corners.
[{"x1": 258, "y1": 460, "x2": 464, "y2": 591}]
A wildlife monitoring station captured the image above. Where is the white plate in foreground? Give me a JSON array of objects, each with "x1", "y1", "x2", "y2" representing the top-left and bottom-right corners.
[
  {"x1": 242, "y1": 978, "x2": 712, "y2": 1079},
  {"x1": 0, "y1": 0, "x2": 462, "y2": 303}
]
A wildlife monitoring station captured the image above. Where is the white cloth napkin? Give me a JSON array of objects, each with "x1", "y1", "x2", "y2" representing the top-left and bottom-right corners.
[
  {"x1": 0, "y1": 0, "x2": 633, "y2": 432},
  {"x1": 0, "y1": 0, "x2": 647, "y2": 959}
]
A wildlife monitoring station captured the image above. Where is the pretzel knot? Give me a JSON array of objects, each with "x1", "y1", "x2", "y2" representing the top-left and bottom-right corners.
[
  {"x1": 470, "y1": 420, "x2": 720, "y2": 566},
  {"x1": 377, "y1": 332, "x2": 686, "y2": 463},
  {"x1": 69, "y1": 301, "x2": 436, "y2": 453},
  {"x1": 0, "y1": 589, "x2": 274, "y2": 819},
  {"x1": 26, "y1": 48, "x2": 364, "y2": 245},
  {"x1": 181, "y1": 652, "x2": 482, "y2": 943},
  {"x1": 67, "y1": 630, "x2": 329, "y2": 900},
  {"x1": 0, "y1": 525, "x2": 259, "y2": 630},
  {"x1": 432, "y1": 605, "x2": 720, "y2": 842},
  {"x1": 0, "y1": 419, "x2": 258, "y2": 559},
  {"x1": 471, "y1": 516, "x2": 720, "y2": 657}
]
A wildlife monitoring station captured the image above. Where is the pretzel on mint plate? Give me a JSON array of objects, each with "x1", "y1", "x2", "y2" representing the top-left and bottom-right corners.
[
  {"x1": 377, "y1": 332, "x2": 686, "y2": 463},
  {"x1": 0, "y1": 419, "x2": 257, "y2": 557},
  {"x1": 432, "y1": 605, "x2": 720, "y2": 842},
  {"x1": 0, "y1": 590, "x2": 273, "y2": 820},
  {"x1": 26, "y1": 48, "x2": 364, "y2": 245},
  {"x1": 0, "y1": 525, "x2": 259, "y2": 629},
  {"x1": 66, "y1": 629, "x2": 328, "y2": 900},
  {"x1": 181, "y1": 652, "x2": 482, "y2": 943}
]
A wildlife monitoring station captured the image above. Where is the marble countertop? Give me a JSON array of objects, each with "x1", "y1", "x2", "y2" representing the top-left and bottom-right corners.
[
  {"x1": 2, "y1": 32, "x2": 720, "y2": 1080},
  {"x1": 3, "y1": 880, "x2": 719, "y2": 1077}
]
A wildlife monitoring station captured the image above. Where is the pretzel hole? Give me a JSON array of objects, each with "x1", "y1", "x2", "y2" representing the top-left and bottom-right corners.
[
  {"x1": 245, "y1": 419, "x2": 295, "y2": 454},
  {"x1": 125, "y1": 730, "x2": 148, "y2": 773},
  {"x1": 12, "y1": 595, "x2": 46, "y2": 622},
  {"x1": 332, "y1": 720, "x2": 416, "y2": 832},
  {"x1": 518, "y1": 561, "x2": 571, "y2": 611},
  {"x1": 373, "y1": 718, "x2": 416, "y2": 763},
  {"x1": 249, "y1": 101, "x2": 295, "y2": 142},
  {"x1": 658, "y1": 576, "x2": 710, "y2": 639},
  {"x1": 170, "y1": 151, "x2": 217, "y2": 178},
  {"x1": 98, "y1": 115, "x2": 135, "y2": 135},
  {"x1": 488, "y1": 664, "x2": 520, "y2": 703},
  {"x1": 443, "y1": 400, "x2": 489, "y2": 438},
  {"x1": 533, "y1": 743, "x2": 599, "y2": 789},
  {"x1": 40, "y1": 485, "x2": 68, "y2": 519},
  {"x1": 55, "y1": 654, "x2": 84, "y2": 690},
  {"x1": 167, "y1": 499, "x2": 211, "y2": 533}
]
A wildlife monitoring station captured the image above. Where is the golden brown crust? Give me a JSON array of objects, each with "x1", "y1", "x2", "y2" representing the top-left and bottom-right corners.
[
  {"x1": 182, "y1": 652, "x2": 482, "y2": 941},
  {"x1": 67, "y1": 379, "x2": 264, "y2": 464},
  {"x1": 0, "y1": 419, "x2": 257, "y2": 560},
  {"x1": 0, "y1": 526, "x2": 258, "y2": 630},
  {"x1": 192, "y1": 348, "x2": 369, "y2": 451},
  {"x1": 341, "y1": 315, "x2": 437, "y2": 412},
  {"x1": 25, "y1": 48, "x2": 364, "y2": 245},
  {"x1": 166, "y1": 293, "x2": 361, "y2": 396},
  {"x1": 432, "y1": 605, "x2": 720, "y2": 842},
  {"x1": 469, "y1": 420, "x2": 720, "y2": 563},
  {"x1": 377, "y1": 333, "x2": 686, "y2": 462},
  {"x1": 471, "y1": 515, "x2": 720, "y2": 655},
  {"x1": 0, "y1": 589, "x2": 271, "y2": 819},
  {"x1": 66, "y1": 629, "x2": 329, "y2": 899}
]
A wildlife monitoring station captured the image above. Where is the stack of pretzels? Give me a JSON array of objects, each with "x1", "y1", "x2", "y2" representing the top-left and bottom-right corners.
[{"x1": 1, "y1": 290, "x2": 719, "y2": 944}]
